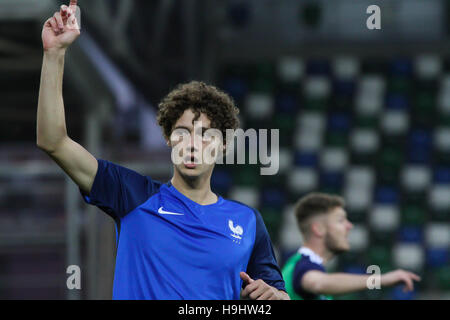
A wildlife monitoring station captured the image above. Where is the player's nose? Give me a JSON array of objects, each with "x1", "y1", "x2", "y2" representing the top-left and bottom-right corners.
[
  {"x1": 186, "y1": 134, "x2": 201, "y2": 151},
  {"x1": 347, "y1": 220, "x2": 354, "y2": 230}
]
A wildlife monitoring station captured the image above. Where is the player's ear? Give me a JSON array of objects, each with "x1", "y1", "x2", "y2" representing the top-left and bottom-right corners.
[
  {"x1": 310, "y1": 220, "x2": 326, "y2": 238},
  {"x1": 165, "y1": 133, "x2": 172, "y2": 147}
]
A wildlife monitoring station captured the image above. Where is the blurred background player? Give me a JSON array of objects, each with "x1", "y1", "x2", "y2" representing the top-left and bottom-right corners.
[
  {"x1": 36, "y1": 0, "x2": 288, "y2": 300},
  {"x1": 282, "y1": 193, "x2": 421, "y2": 300}
]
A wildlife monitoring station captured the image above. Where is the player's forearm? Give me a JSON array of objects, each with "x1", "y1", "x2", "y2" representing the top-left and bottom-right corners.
[
  {"x1": 37, "y1": 49, "x2": 69, "y2": 153},
  {"x1": 314, "y1": 273, "x2": 370, "y2": 295}
]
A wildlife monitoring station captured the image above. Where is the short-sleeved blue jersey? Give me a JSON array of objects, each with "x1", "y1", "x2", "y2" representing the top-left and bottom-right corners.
[
  {"x1": 292, "y1": 247, "x2": 328, "y2": 300},
  {"x1": 81, "y1": 159, "x2": 285, "y2": 300}
]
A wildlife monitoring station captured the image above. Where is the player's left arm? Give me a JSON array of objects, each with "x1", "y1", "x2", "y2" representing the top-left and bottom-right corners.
[
  {"x1": 240, "y1": 272, "x2": 290, "y2": 300},
  {"x1": 241, "y1": 209, "x2": 290, "y2": 300}
]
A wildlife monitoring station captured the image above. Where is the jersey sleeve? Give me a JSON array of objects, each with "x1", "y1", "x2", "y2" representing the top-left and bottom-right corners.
[
  {"x1": 293, "y1": 257, "x2": 326, "y2": 296},
  {"x1": 80, "y1": 159, "x2": 160, "y2": 220},
  {"x1": 245, "y1": 210, "x2": 286, "y2": 292}
]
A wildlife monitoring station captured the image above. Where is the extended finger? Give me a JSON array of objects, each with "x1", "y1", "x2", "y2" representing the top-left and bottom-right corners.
[
  {"x1": 409, "y1": 273, "x2": 421, "y2": 282},
  {"x1": 403, "y1": 276, "x2": 414, "y2": 292},
  {"x1": 69, "y1": 0, "x2": 78, "y2": 14},
  {"x1": 240, "y1": 272, "x2": 254, "y2": 284}
]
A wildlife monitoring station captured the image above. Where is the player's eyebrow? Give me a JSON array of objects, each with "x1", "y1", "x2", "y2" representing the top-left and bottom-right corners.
[
  {"x1": 173, "y1": 126, "x2": 192, "y2": 132},
  {"x1": 193, "y1": 126, "x2": 212, "y2": 133},
  {"x1": 335, "y1": 210, "x2": 346, "y2": 219}
]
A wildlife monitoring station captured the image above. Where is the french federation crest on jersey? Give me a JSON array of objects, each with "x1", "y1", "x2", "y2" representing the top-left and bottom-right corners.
[{"x1": 228, "y1": 220, "x2": 243, "y2": 244}]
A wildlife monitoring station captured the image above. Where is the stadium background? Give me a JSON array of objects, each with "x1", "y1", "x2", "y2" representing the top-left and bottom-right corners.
[{"x1": 0, "y1": 0, "x2": 449, "y2": 300}]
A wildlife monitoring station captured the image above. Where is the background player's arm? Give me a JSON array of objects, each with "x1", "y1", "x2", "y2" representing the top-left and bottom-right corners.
[
  {"x1": 37, "y1": 1, "x2": 98, "y2": 194},
  {"x1": 302, "y1": 271, "x2": 370, "y2": 295},
  {"x1": 302, "y1": 269, "x2": 420, "y2": 295}
]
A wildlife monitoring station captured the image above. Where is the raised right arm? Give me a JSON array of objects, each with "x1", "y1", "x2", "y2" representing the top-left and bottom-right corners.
[{"x1": 37, "y1": 1, "x2": 98, "y2": 194}]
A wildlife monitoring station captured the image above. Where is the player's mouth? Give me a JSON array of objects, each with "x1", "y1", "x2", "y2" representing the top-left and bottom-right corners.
[
  {"x1": 344, "y1": 235, "x2": 351, "y2": 246},
  {"x1": 183, "y1": 155, "x2": 199, "y2": 169}
]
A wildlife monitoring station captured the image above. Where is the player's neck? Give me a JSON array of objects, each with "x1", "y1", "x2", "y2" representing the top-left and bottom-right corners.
[
  {"x1": 171, "y1": 170, "x2": 218, "y2": 206},
  {"x1": 302, "y1": 242, "x2": 334, "y2": 264}
]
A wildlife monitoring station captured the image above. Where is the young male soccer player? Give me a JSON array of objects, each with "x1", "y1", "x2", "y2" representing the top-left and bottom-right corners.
[
  {"x1": 282, "y1": 193, "x2": 421, "y2": 300},
  {"x1": 37, "y1": 1, "x2": 288, "y2": 300}
]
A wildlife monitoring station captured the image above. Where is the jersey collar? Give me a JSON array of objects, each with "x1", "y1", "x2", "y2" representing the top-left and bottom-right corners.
[
  {"x1": 298, "y1": 247, "x2": 324, "y2": 265},
  {"x1": 166, "y1": 182, "x2": 224, "y2": 208}
]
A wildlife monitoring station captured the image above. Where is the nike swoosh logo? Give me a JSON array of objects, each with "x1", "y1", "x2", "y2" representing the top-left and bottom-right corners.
[{"x1": 158, "y1": 207, "x2": 184, "y2": 216}]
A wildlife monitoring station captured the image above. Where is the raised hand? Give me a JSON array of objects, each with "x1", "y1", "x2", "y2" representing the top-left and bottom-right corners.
[{"x1": 42, "y1": 0, "x2": 80, "y2": 52}]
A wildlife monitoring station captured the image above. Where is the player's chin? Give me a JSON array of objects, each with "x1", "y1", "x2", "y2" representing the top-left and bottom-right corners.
[
  {"x1": 341, "y1": 241, "x2": 351, "y2": 251},
  {"x1": 334, "y1": 239, "x2": 351, "y2": 253},
  {"x1": 178, "y1": 163, "x2": 203, "y2": 176}
]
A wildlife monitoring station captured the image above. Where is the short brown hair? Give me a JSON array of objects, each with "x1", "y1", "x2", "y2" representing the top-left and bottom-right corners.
[
  {"x1": 157, "y1": 81, "x2": 240, "y2": 141},
  {"x1": 294, "y1": 193, "x2": 345, "y2": 238}
]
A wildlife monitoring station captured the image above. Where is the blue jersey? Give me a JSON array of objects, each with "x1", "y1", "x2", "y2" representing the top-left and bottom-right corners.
[{"x1": 81, "y1": 159, "x2": 285, "y2": 300}]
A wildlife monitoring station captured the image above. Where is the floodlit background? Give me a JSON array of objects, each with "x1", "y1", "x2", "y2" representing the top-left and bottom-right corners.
[{"x1": 0, "y1": 0, "x2": 449, "y2": 299}]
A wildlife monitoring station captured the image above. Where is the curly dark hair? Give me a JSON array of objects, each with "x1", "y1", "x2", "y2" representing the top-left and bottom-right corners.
[{"x1": 157, "y1": 81, "x2": 240, "y2": 141}]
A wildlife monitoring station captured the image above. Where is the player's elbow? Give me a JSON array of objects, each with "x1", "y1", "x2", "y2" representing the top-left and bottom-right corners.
[
  {"x1": 303, "y1": 273, "x2": 327, "y2": 295},
  {"x1": 37, "y1": 139, "x2": 50, "y2": 153},
  {"x1": 311, "y1": 280, "x2": 328, "y2": 294},
  {"x1": 305, "y1": 280, "x2": 324, "y2": 295},
  {"x1": 37, "y1": 133, "x2": 68, "y2": 154},
  {"x1": 37, "y1": 139, "x2": 57, "y2": 154},
  {"x1": 36, "y1": 124, "x2": 68, "y2": 154}
]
